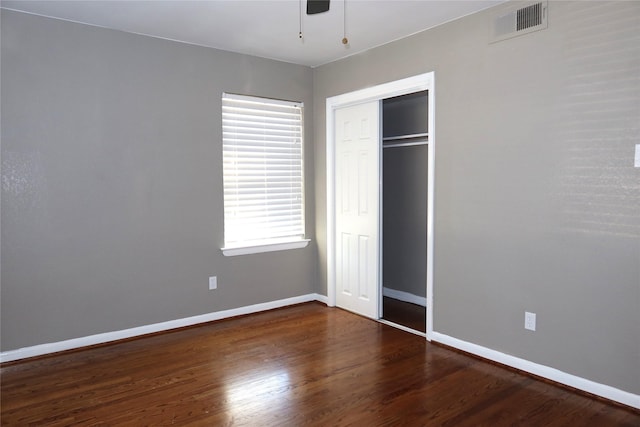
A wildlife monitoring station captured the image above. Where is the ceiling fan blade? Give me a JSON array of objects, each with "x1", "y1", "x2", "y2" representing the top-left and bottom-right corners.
[{"x1": 307, "y1": 0, "x2": 330, "y2": 15}]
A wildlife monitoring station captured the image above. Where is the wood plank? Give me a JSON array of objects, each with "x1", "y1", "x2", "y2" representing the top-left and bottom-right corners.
[{"x1": 1, "y1": 303, "x2": 638, "y2": 426}]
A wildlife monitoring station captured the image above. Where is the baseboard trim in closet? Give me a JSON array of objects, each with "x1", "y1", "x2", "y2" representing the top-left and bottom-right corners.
[{"x1": 383, "y1": 287, "x2": 426, "y2": 307}]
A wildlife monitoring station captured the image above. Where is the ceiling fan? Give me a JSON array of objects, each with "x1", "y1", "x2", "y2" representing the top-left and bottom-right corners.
[
  {"x1": 300, "y1": 0, "x2": 349, "y2": 45},
  {"x1": 307, "y1": 0, "x2": 331, "y2": 15}
]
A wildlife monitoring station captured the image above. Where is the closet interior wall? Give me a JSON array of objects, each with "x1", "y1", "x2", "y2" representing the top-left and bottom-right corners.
[{"x1": 382, "y1": 91, "x2": 429, "y2": 322}]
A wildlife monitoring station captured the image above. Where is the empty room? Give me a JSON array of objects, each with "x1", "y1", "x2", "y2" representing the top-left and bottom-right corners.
[{"x1": 1, "y1": 0, "x2": 639, "y2": 425}]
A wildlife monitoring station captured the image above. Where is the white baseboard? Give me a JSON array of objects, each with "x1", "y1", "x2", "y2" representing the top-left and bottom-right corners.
[
  {"x1": 383, "y1": 287, "x2": 427, "y2": 307},
  {"x1": 4, "y1": 295, "x2": 637, "y2": 410},
  {"x1": 431, "y1": 331, "x2": 640, "y2": 410},
  {"x1": 0, "y1": 293, "x2": 326, "y2": 363},
  {"x1": 314, "y1": 293, "x2": 329, "y2": 305}
]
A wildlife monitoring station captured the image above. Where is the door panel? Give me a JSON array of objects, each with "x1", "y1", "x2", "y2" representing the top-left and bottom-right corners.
[{"x1": 335, "y1": 101, "x2": 380, "y2": 319}]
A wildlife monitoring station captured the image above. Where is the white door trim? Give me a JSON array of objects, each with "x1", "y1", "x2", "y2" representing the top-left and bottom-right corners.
[{"x1": 326, "y1": 72, "x2": 435, "y2": 341}]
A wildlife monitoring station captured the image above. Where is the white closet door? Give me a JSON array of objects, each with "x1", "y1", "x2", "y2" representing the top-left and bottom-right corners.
[{"x1": 334, "y1": 101, "x2": 380, "y2": 319}]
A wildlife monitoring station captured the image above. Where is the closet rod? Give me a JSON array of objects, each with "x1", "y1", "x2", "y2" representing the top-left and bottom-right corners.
[
  {"x1": 383, "y1": 140, "x2": 427, "y2": 149},
  {"x1": 382, "y1": 132, "x2": 428, "y2": 142}
]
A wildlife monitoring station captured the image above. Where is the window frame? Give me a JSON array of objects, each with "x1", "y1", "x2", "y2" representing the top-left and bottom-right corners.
[{"x1": 220, "y1": 93, "x2": 309, "y2": 256}]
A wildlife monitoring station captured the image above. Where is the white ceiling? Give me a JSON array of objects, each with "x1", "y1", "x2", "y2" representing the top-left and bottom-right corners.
[{"x1": 1, "y1": 0, "x2": 503, "y2": 67}]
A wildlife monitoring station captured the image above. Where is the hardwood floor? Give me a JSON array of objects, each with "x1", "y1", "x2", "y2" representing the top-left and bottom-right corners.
[
  {"x1": 382, "y1": 296, "x2": 426, "y2": 333},
  {"x1": 2, "y1": 302, "x2": 638, "y2": 426}
]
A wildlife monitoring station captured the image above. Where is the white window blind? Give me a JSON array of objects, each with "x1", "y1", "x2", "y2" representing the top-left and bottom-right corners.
[{"x1": 222, "y1": 93, "x2": 305, "y2": 249}]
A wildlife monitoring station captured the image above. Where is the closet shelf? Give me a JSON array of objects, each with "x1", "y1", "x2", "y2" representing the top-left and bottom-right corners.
[{"x1": 383, "y1": 132, "x2": 428, "y2": 142}]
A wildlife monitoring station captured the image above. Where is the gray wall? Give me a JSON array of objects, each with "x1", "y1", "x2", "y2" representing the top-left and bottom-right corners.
[
  {"x1": 383, "y1": 144, "x2": 428, "y2": 298},
  {"x1": 314, "y1": 1, "x2": 639, "y2": 395},
  {"x1": 1, "y1": 10, "x2": 316, "y2": 351}
]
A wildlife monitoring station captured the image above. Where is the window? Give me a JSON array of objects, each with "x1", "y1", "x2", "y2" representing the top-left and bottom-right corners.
[{"x1": 221, "y1": 93, "x2": 309, "y2": 256}]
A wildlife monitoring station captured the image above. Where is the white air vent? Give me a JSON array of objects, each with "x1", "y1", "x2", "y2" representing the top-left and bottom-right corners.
[{"x1": 491, "y1": 1, "x2": 548, "y2": 43}]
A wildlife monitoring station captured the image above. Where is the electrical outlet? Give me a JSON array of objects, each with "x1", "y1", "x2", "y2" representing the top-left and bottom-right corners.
[
  {"x1": 524, "y1": 311, "x2": 536, "y2": 331},
  {"x1": 209, "y1": 276, "x2": 218, "y2": 290}
]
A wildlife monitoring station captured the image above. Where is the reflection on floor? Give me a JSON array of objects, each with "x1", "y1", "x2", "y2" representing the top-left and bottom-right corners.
[{"x1": 382, "y1": 297, "x2": 426, "y2": 333}]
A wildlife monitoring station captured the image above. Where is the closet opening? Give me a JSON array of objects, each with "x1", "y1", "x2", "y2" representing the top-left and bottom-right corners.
[
  {"x1": 326, "y1": 71, "x2": 434, "y2": 340},
  {"x1": 381, "y1": 90, "x2": 429, "y2": 334}
]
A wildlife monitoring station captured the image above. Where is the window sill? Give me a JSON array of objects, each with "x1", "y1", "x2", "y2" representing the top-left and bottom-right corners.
[{"x1": 222, "y1": 239, "x2": 311, "y2": 257}]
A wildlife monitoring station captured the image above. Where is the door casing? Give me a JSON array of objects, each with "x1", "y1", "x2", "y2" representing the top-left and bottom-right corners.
[{"x1": 326, "y1": 72, "x2": 435, "y2": 340}]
